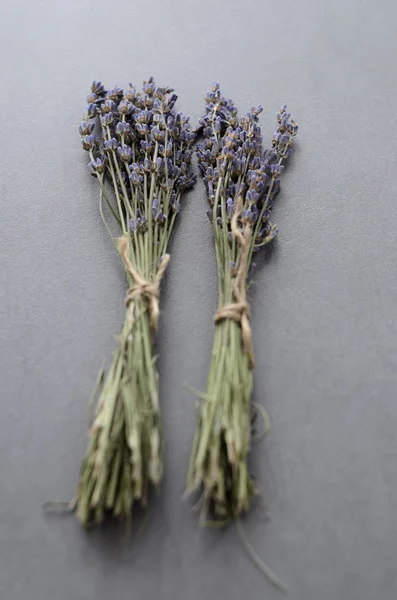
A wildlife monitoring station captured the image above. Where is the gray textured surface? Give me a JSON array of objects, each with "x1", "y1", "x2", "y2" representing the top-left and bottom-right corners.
[{"x1": 1, "y1": 0, "x2": 397, "y2": 598}]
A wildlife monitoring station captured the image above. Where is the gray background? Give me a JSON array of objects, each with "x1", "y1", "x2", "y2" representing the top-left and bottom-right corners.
[{"x1": 1, "y1": 0, "x2": 397, "y2": 598}]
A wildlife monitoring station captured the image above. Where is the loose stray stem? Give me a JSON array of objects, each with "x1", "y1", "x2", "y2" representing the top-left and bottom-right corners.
[{"x1": 235, "y1": 519, "x2": 288, "y2": 592}]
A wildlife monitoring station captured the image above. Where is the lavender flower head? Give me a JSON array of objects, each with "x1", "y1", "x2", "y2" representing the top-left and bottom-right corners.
[
  {"x1": 79, "y1": 77, "x2": 196, "y2": 226},
  {"x1": 197, "y1": 83, "x2": 298, "y2": 252}
]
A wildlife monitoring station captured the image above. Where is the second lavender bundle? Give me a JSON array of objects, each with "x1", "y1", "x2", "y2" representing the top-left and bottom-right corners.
[{"x1": 187, "y1": 84, "x2": 298, "y2": 523}]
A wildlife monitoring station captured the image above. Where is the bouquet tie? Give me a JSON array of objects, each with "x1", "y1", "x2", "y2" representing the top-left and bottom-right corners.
[
  {"x1": 119, "y1": 236, "x2": 170, "y2": 331},
  {"x1": 213, "y1": 196, "x2": 255, "y2": 369}
]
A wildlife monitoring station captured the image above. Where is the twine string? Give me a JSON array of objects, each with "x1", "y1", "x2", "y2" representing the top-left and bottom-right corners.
[
  {"x1": 118, "y1": 236, "x2": 170, "y2": 330},
  {"x1": 214, "y1": 196, "x2": 255, "y2": 369}
]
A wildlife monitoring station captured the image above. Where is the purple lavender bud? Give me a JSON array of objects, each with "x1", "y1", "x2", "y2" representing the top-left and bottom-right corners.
[
  {"x1": 87, "y1": 92, "x2": 97, "y2": 104},
  {"x1": 135, "y1": 111, "x2": 146, "y2": 124},
  {"x1": 206, "y1": 209, "x2": 213, "y2": 222},
  {"x1": 82, "y1": 134, "x2": 97, "y2": 151},
  {"x1": 87, "y1": 156, "x2": 106, "y2": 175},
  {"x1": 101, "y1": 113, "x2": 114, "y2": 126},
  {"x1": 91, "y1": 81, "x2": 105, "y2": 95},
  {"x1": 279, "y1": 134, "x2": 290, "y2": 146},
  {"x1": 156, "y1": 157, "x2": 163, "y2": 172},
  {"x1": 226, "y1": 197, "x2": 234, "y2": 217},
  {"x1": 115, "y1": 121, "x2": 131, "y2": 136},
  {"x1": 143, "y1": 77, "x2": 155, "y2": 93},
  {"x1": 106, "y1": 86, "x2": 123, "y2": 100},
  {"x1": 246, "y1": 189, "x2": 259, "y2": 203},
  {"x1": 270, "y1": 163, "x2": 284, "y2": 177},
  {"x1": 150, "y1": 126, "x2": 161, "y2": 142},
  {"x1": 102, "y1": 99, "x2": 116, "y2": 114},
  {"x1": 118, "y1": 101, "x2": 133, "y2": 115},
  {"x1": 264, "y1": 224, "x2": 279, "y2": 243},
  {"x1": 79, "y1": 121, "x2": 95, "y2": 136},
  {"x1": 172, "y1": 199, "x2": 181, "y2": 213},
  {"x1": 129, "y1": 172, "x2": 143, "y2": 186},
  {"x1": 167, "y1": 93, "x2": 178, "y2": 109},
  {"x1": 216, "y1": 216, "x2": 222, "y2": 227},
  {"x1": 86, "y1": 103, "x2": 97, "y2": 118},
  {"x1": 104, "y1": 138, "x2": 118, "y2": 151},
  {"x1": 273, "y1": 130, "x2": 281, "y2": 144},
  {"x1": 117, "y1": 144, "x2": 132, "y2": 161},
  {"x1": 287, "y1": 120, "x2": 298, "y2": 136},
  {"x1": 156, "y1": 207, "x2": 166, "y2": 223},
  {"x1": 143, "y1": 158, "x2": 151, "y2": 172},
  {"x1": 136, "y1": 123, "x2": 148, "y2": 136},
  {"x1": 152, "y1": 197, "x2": 159, "y2": 217},
  {"x1": 124, "y1": 87, "x2": 136, "y2": 101},
  {"x1": 130, "y1": 218, "x2": 135, "y2": 232},
  {"x1": 184, "y1": 174, "x2": 197, "y2": 190}
]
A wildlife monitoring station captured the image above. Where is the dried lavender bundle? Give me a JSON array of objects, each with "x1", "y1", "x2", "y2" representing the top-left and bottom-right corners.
[
  {"x1": 76, "y1": 78, "x2": 196, "y2": 526},
  {"x1": 187, "y1": 84, "x2": 298, "y2": 523}
]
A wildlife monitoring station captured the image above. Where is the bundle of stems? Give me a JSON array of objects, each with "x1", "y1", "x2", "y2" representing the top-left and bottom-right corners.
[
  {"x1": 76, "y1": 78, "x2": 196, "y2": 526},
  {"x1": 187, "y1": 84, "x2": 298, "y2": 523}
]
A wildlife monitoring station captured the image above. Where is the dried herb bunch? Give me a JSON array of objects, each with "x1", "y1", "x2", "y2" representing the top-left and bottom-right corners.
[
  {"x1": 77, "y1": 78, "x2": 196, "y2": 526},
  {"x1": 187, "y1": 84, "x2": 298, "y2": 523}
]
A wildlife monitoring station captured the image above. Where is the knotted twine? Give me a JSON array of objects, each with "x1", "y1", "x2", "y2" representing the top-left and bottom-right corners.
[
  {"x1": 118, "y1": 236, "x2": 170, "y2": 331},
  {"x1": 214, "y1": 197, "x2": 255, "y2": 369}
]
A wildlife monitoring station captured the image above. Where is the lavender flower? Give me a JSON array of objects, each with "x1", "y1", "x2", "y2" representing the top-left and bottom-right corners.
[
  {"x1": 104, "y1": 137, "x2": 118, "y2": 151},
  {"x1": 88, "y1": 156, "x2": 106, "y2": 175},
  {"x1": 86, "y1": 103, "x2": 97, "y2": 118},
  {"x1": 91, "y1": 80, "x2": 105, "y2": 95},
  {"x1": 117, "y1": 144, "x2": 132, "y2": 162},
  {"x1": 82, "y1": 134, "x2": 97, "y2": 150},
  {"x1": 79, "y1": 121, "x2": 95, "y2": 136},
  {"x1": 100, "y1": 113, "x2": 114, "y2": 126},
  {"x1": 115, "y1": 121, "x2": 131, "y2": 136}
]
